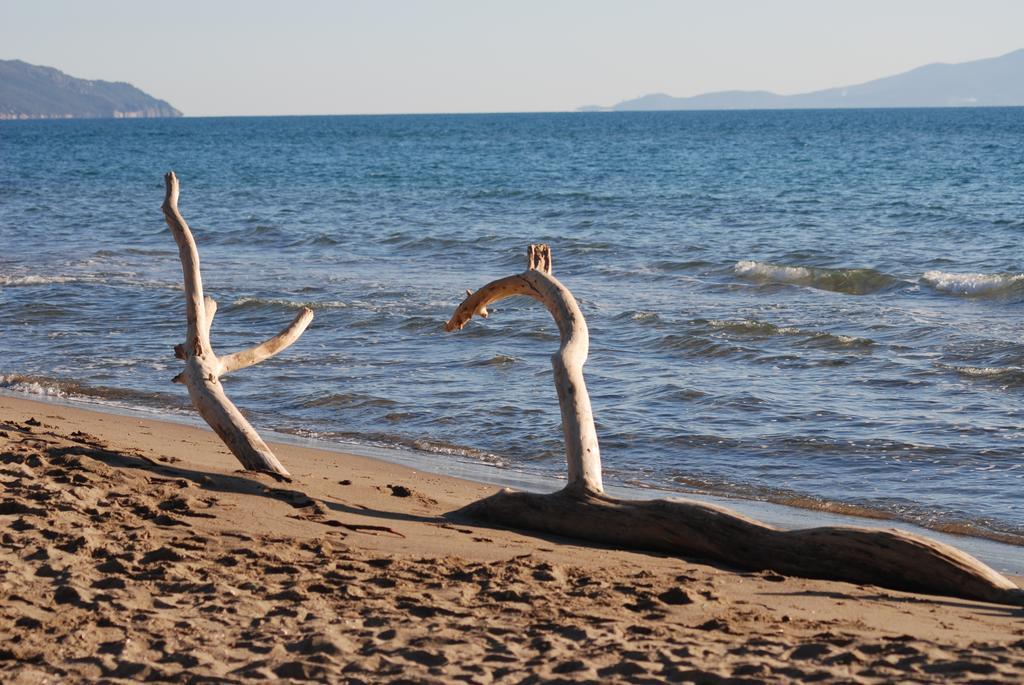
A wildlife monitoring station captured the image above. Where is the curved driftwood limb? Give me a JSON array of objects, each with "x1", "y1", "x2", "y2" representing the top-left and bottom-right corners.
[
  {"x1": 446, "y1": 244, "x2": 1024, "y2": 606},
  {"x1": 446, "y1": 244, "x2": 602, "y2": 493},
  {"x1": 219, "y1": 307, "x2": 314, "y2": 376},
  {"x1": 162, "y1": 171, "x2": 314, "y2": 478}
]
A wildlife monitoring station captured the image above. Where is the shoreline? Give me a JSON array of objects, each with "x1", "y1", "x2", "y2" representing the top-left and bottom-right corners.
[
  {"x1": 5, "y1": 388, "x2": 1024, "y2": 575},
  {"x1": 2, "y1": 392, "x2": 1023, "y2": 682}
]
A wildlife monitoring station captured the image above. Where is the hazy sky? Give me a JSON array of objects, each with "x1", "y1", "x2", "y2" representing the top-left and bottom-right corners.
[{"x1": 2, "y1": 1, "x2": 1022, "y2": 116}]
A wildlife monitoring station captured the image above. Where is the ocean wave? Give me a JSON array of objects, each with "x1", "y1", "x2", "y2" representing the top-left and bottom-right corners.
[
  {"x1": 651, "y1": 259, "x2": 714, "y2": 272},
  {"x1": 403, "y1": 437, "x2": 510, "y2": 466},
  {"x1": 230, "y1": 296, "x2": 349, "y2": 311},
  {"x1": 93, "y1": 247, "x2": 175, "y2": 257},
  {"x1": 640, "y1": 383, "x2": 706, "y2": 403},
  {"x1": 205, "y1": 224, "x2": 291, "y2": 246},
  {"x1": 705, "y1": 318, "x2": 791, "y2": 336},
  {"x1": 399, "y1": 315, "x2": 443, "y2": 332},
  {"x1": 0, "y1": 373, "x2": 69, "y2": 397},
  {"x1": 614, "y1": 310, "x2": 662, "y2": 324},
  {"x1": 702, "y1": 319, "x2": 875, "y2": 348},
  {"x1": 301, "y1": 392, "x2": 397, "y2": 409},
  {"x1": 378, "y1": 233, "x2": 497, "y2": 253},
  {"x1": 286, "y1": 427, "x2": 510, "y2": 467},
  {"x1": 0, "y1": 272, "x2": 181, "y2": 292},
  {"x1": 469, "y1": 354, "x2": 519, "y2": 367},
  {"x1": 920, "y1": 270, "x2": 1024, "y2": 298},
  {"x1": 733, "y1": 260, "x2": 901, "y2": 295},
  {"x1": 307, "y1": 233, "x2": 344, "y2": 246},
  {"x1": 0, "y1": 274, "x2": 82, "y2": 287},
  {"x1": 0, "y1": 373, "x2": 186, "y2": 409},
  {"x1": 943, "y1": 365, "x2": 1024, "y2": 387},
  {"x1": 655, "y1": 334, "x2": 750, "y2": 359}
]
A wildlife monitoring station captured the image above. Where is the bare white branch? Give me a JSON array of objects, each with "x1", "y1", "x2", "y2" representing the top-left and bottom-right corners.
[
  {"x1": 162, "y1": 172, "x2": 315, "y2": 478},
  {"x1": 219, "y1": 307, "x2": 315, "y2": 376}
]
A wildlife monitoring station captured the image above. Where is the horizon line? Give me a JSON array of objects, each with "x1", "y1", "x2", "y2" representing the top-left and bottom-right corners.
[{"x1": 4, "y1": 103, "x2": 1024, "y2": 121}]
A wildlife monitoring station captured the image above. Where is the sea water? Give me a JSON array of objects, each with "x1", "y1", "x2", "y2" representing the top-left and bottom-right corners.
[{"x1": 2, "y1": 109, "x2": 1023, "y2": 549}]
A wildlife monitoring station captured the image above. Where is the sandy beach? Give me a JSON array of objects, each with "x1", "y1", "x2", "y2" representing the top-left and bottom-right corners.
[{"x1": 1, "y1": 393, "x2": 1022, "y2": 683}]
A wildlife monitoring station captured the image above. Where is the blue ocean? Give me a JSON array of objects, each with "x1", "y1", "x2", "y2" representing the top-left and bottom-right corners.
[{"x1": 2, "y1": 109, "x2": 1023, "y2": 549}]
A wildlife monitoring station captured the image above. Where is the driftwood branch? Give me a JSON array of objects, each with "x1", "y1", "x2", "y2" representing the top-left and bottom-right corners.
[
  {"x1": 446, "y1": 244, "x2": 602, "y2": 493},
  {"x1": 203, "y1": 295, "x2": 218, "y2": 335},
  {"x1": 445, "y1": 244, "x2": 1024, "y2": 606},
  {"x1": 220, "y1": 308, "x2": 314, "y2": 376},
  {"x1": 162, "y1": 171, "x2": 314, "y2": 477}
]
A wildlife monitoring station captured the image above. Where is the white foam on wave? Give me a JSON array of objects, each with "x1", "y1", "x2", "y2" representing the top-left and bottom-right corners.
[
  {"x1": 707, "y1": 318, "x2": 791, "y2": 335},
  {"x1": 921, "y1": 270, "x2": 1024, "y2": 296},
  {"x1": 954, "y1": 366, "x2": 1023, "y2": 378},
  {"x1": 630, "y1": 311, "x2": 660, "y2": 322},
  {"x1": 704, "y1": 318, "x2": 874, "y2": 347},
  {"x1": 734, "y1": 260, "x2": 900, "y2": 295},
  {"x1": 0, "y1": 274, "x2": 79, "y2": 287},
  {"x1": 0, "y1": 373, "x2": 192, "y2": 415},
  {"x1": 0, "y1": 374, "x2": 67, "y2": 397},
  {"x1": 733, "y1": 260, "x2": 811, "y2": 284},
  {"x1": 232, "y1": 296, "x2": 349, "y2": 310},
  {"x1": 1, "y1": 272, "x2": 180, "y2": 291}
]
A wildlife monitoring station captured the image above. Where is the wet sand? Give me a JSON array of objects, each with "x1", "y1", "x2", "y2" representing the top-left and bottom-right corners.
[{"x1": 2, "y1": 394, "x2": 1022, "y2": 683}]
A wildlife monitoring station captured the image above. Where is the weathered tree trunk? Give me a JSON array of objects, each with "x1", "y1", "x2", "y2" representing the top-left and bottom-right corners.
[
  {"x1": 162, "y1": 171, "x2": 313, "y2": 478},
  {"x1": 445, "y1": 244, "x2": 1024, "y2": 606}
]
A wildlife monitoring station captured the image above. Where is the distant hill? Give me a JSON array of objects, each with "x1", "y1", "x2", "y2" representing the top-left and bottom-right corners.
[
  {"x1": 583, "y1": 49, "x2": 1024, "y2": 112},
  {"x1": 0, "y1": 59, "x2": 182, "y2": 119}
]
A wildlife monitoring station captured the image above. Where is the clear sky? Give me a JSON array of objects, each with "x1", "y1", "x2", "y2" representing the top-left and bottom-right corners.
[{"x1": 2, "y1": 0, "x2": 1022, "y2": 116}]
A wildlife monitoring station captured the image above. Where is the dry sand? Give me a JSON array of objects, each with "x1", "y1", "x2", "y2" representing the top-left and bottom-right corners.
[{"x1": 1, "y1": 394, "x2": 1022, "y2": 683}]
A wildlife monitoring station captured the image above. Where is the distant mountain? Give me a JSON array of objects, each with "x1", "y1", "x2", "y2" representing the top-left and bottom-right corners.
[
  {"x1": 585, "y1": 49, "x2": 1024, "y2": 112},
  {"x1": 0, "y1": 59, "x2": 182, "y2": 120}
]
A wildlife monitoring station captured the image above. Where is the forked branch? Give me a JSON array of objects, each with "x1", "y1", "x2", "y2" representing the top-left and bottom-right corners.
[
  {"x1": 445, "y1": 244, "x2": 1023, "y2": 606},
  {"x1": 162, "y1": 171, "x2": 314, "y2": 477}
]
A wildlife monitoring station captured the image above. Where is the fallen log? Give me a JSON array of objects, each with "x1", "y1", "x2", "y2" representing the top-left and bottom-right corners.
[
  {"x1": 162, "y1": 171, "x2": 312, "y2": 478},
  {"x1": 445, "y1": 244, "x2": 1024, "y2": 606}
]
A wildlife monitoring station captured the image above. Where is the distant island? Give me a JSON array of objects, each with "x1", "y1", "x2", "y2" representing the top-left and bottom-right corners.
[
  {"x1": 0, "y1": 59, "x2": 182, "y2": 120},
  {"x1": 581, "y1": 48, "x2": 1024, "y2": 111}
]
